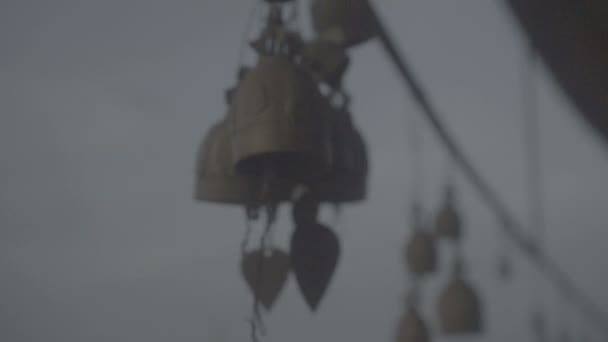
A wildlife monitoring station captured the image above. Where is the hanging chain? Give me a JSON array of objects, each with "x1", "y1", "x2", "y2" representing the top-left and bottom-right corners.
[{"x1": 247, "y1": 166, "x2": 277, "y2": 342}]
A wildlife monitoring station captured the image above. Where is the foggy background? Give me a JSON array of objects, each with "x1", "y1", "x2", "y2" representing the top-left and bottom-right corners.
[{"x1": 1, "y1": 1, "x2": 607, "y2": 341}]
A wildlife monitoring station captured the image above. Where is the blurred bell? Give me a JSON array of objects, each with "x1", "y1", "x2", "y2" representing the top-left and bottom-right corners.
[
  {"x1": 311, "y1": 0, "x2": 377, "y2": 48},
  {"x1": 397, "y1": 306, "x2": 431, "y2": 342},
  {"x1": 530, "y1": 310, "x2": 546, "y2": 338},
  {"x1": 406, "y1": 230, "x2": 438, "y2": 276},
  {"x1": 435, "y1": 185, "x2": 462, "y2": 240},
  {"x1": 309, "y1": 105, "x2": 368, "y2": 203},
  {"x1": 301, "y1": 40, "x2": 350, "y2": 88},
  {"x1": 232, "y1": 55, "x2": 332, "y2": 183},
  {"x1": 438, "y1": 264, "x2": 483, "y2": 334},
  {"x1": 194, "y1": 119, "x2": 292, "y2": 205},
  {"x1": 405, "y1": 204, "x2": 437, "y2": 275}
]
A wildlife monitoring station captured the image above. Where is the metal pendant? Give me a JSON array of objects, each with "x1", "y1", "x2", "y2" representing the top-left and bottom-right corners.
[
  {"x1": 194, "y1": 119, "x2": 292, "y2": 205},
  {"x1": 241, "y1": 248, "x2": 291, "y2": 311},
  {"x1": 232, "y1": 55, "x2": 332, "y2": 183},
  {"x1": 310, "y1": 0, "x2": 377, "y2": 48},
  {"x1": 291, "y1": 195, "x2": 340, "y2": 312}
]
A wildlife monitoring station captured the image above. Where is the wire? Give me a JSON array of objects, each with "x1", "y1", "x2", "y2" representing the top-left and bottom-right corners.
[
  {"x1": 367, "y1": 2, "x2": 608, "y2": 335},
  {"x1": 523, "y1": 47, "x2": 544, "y2": 244},
  {"x1": 406, "y1": 97, "x2": 424, "y2": 208},
  {"x1": 237, "y1": 1, "x2": 263, "y2": 69}
]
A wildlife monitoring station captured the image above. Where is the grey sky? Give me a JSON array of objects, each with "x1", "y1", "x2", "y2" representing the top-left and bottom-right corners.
[{"x1": 1, "y1": 1, "x2": 607, "y2": 341}]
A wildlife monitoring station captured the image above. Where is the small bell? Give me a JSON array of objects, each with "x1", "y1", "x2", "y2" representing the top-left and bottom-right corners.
[
  {"x1": 435, "y1": 185, "x2": 462, "y2": 240},
  {"x1": 301, "y1": 40, "x2": 350, "y2": 88},
  {"x1": 396, "y1": 306, "x2": 431, "y2": 342},
  {"x1": 530, "y1": 310, "x2": 546, "y2": 338},
  {"x1": 405, "y1": 205, "x2": 437, "y2": 275},
  {"x1": 232, "y1": 55, "x2": 332, "y2": 183},
  {"x1": 406, "y1": 230, "x2": 438, "y2": 276},
  {"x1": 438, "y1": 262, "x2": 483, "y2": 334},
  {"x1": 309, "y1": 104, "x2": 368, "y2": 203},
  {"x1": 194, "y1": 119, "x2": 292, "y2": 205},
  {"x1": 310, "y1": 0, "x2": 377, "y2": 48}
]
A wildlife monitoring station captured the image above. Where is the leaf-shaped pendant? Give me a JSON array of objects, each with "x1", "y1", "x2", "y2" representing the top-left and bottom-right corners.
[
  {"x1": 241, "y1": 248, "x2": 291, "y2": 311},
  {"x1": 290, "y1": 222, "x2": 340, "y2": 312}
]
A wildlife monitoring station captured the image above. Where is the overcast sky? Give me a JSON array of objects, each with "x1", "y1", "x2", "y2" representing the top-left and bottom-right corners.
[{"x1": 1, "y1": 1, "x2": 608, "y2": 341}]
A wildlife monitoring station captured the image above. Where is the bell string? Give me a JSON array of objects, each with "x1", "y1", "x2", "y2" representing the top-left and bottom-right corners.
[
  {"x1": 247, "y1": 197, "x2": 277, "y2": 342},
  {"x1": 406, "y1": 100, "x2": 424, "y2": 208},
  {"x1": 241, "y1": 214, "x2": 255, "y2": 255},
  {"x1": 237, "y1": 1, "x2": 264, "y2": 69}
]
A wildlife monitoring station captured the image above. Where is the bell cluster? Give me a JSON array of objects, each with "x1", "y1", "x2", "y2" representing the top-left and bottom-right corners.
[
  {"x1": 194, "y1": 0, "x2": 378, "y2": 333},
  {"x1": 398, "y1": 186, "x2": 483, "y2": 342},
  {"x1": 195, "y1": 0, "x2": 377, "y2": 210}
]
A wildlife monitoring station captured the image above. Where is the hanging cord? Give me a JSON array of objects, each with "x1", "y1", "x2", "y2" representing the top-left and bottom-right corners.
[
  {"x1": 406, "y1": 98, "x2": 424, "y2": 207},
  {"x1": 523, "y1": 45, "x2": 547, "y2": 330},
  {"x1": 236, "y1": 0, "x2": 263, "y2": 69},
  {"x1": 247, "y1": 168, "x2": 277, "y2": 342},
  {"x1": 523, "y1": 47, "x2": 544, "y2": 248}
]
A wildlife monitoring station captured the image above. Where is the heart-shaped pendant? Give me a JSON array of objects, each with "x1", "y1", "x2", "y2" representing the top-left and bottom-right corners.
[
  {"x1": 241, "y1": 248, "x2": 291, "y2": 311},
  {"x1": 290, "y1": 222, "x2": 340, "y2": 312}
]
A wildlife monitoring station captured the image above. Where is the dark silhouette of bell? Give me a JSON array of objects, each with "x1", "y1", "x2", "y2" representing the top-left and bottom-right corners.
[
  {"x1": 406, "y1": 230, "x2": 438, "y2": 276},
  {"x1": 232, "y1": 55, "x2": 332, "y2": 183},
  {"x1": 291, "y1": 196, "x2": 340, "y2": 312},
  {"x1": 530, "y1": 311, "x2": 546, "y2": 338},
  {"x1": 397, "y1": 306, "x2": 431, "y2": 342},
  {"x1": 195, "y1": 119, "x2": 292, "y2": 205},
  {"x1": 241, "y1": 248, "x2": 291, "y2": 311},
  {"x1": 310, "y1": 0, "x2": 377, "y2": 48},
  {"x1": 435, "y1": 186, "x2": 462, "y2": 240},
  {"x1": 301, "y1": 40, "x2": 350, "y2": 87},
  {"x1": 309, "y1": 106, "x2": 368, "y2": 203},
  {"x1": 438, "y1": 264, "x2": 483, "y2": 334}
]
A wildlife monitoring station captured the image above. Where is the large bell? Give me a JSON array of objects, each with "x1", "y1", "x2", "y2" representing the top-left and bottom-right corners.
[
  {"x1": 435, "y1": 186, "x2": 462, "y2": 240},
  {"x1": 397, "y1": 306, "x2": 431, "y2": 342},
  {"x1": 309, "y1": 105, "x2": 368, "y2": 203},
  {"x1": 301, "y1": 40, "x2": 350, "y2": 88},
  {"x1": 232, "y1": 55, "x2": 332, "y2": 183},
  {"x1": 195, "y1": 119, "x2": 292, "y2": 205},
  {"x1": 438, "y1": 266, "x2": 483, "y2": 334},
  {"x1": 310, "y1": 0, "x2": 377, "y2": 48}
]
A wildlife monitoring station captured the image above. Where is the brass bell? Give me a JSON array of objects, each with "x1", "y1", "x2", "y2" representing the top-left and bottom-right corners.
[
  {"x1": 396, "y1": 306, "x2": 431, "y2": 342},
  {"x1": 194, "y1": 119, "x2": 292, "y2": 205},
  {"x1": 438, "y1": 263, "x2": 483, "y2": 334},
  {"x1": 310, "y1": 0, "x2": 377, "y2": 48},
  {"x1": 231, "y1": 55, "x2": 332, "y2": 183},
  {"x1": 435, "y1": 185, "x2": 462, "y2": 240},
  {"x1": 301, "y1": 40, "x2": 350, "y2": 88},
  {"x1": 309, "y1": 105, "x2": 368, "y2": 203},
  {"x1": 405, "y1": 205, "x2": 437, "y2": 275},
  {"x1": 406, "y1": 230, "x2": 438, "y2": 276}
]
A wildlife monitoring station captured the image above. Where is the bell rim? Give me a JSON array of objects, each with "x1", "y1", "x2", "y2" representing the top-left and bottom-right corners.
[{"x1": 194, "y1": 177, "x2": 293, "y2": 205}]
